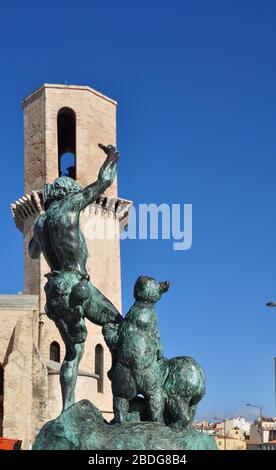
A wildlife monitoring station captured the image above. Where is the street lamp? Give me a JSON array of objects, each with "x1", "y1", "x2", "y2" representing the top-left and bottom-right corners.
[
  {"x1": 246, "y1": 403, "x2": 263, "y2": 450},
  {"x1": 266, "y1": 303, "x2": 276, "y2": 416},
  {"x1": 213, "y1": 417, "x2": 227, "y2": 450}
]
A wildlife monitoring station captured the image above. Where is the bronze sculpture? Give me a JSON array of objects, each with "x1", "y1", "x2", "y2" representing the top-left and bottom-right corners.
[
  {"x1": 29, "y1": 144, "x2": 121, "y2": 411},
  {"x1": 31, "y1": 144, "x2": 217, "y2": 450},
  {"x1": 104, "y1": 276, "x2": 205, "y2": 428}
]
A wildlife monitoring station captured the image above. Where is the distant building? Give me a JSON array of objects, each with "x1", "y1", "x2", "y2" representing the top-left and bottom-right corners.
[
  {"x1": 193, "y1": 421, "x2": 217, "y2": 435},
  {"x1": 215, "y1": 417, "x2": 251, "y2": 436},
  {"x1": 228, "y1": 428, "x2": 247, "y2": 440},
  {"x1": 194, "y1": 416, "x2": 251, "y2": 450},
  {"x1": 247, "y1": 440, "x2": 276, "y2": 450},
  {"x1": 250, "y1": 417, "x2": 276, "y2": 444},
  {"x1": 215, "y1": 434, "x2": 246, "y2": 451}
]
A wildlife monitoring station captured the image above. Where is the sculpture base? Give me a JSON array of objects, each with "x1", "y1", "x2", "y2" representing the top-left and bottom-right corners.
[{"x1": 33, "y1": 400, "x2": 217, "y2": 450}]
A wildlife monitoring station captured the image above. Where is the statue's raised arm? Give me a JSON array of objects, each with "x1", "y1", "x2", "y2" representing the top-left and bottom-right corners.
[
  {"x1": 80, "y1": 144, "x2": 119, "y2": 210},
  {"x1": 27, "y1": 143, "x2": 121, "y2": 414}
]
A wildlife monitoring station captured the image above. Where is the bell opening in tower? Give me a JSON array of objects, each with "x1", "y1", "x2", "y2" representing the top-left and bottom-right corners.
[{"x1": 57, "y1": 107, "x2": 76, "y2": 179}]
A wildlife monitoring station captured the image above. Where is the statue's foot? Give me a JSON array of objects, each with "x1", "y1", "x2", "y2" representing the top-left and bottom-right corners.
[
  {"x1": 113, "y1": 415, "x2": 127, "y2": 424},
  {"x1": 169, "y1": 420, "x2": 190, "y2": 430},
  {"x1": 150, "y1": 416, "x2": 164, "y2": 424}
]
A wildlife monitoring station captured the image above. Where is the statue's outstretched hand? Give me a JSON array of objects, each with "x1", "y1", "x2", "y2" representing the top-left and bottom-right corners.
[
  {"x1": 98, "y1": 143, "x2": 120, "y2": 185},
  {"x1": 98, "y1": 143, "x2": 120, "y2": 163}
]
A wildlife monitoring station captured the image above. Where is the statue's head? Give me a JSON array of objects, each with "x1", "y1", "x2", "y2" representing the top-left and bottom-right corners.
[
  {"x1": 43, "y1": 176, "x2": 82, "y2": 208},
  {"x1": 134, "y1": 276, "x2": 170, "y2": 303}
]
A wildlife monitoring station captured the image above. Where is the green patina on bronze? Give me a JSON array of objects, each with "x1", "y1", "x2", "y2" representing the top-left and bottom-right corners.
[
  {"x1": 31, "y1": 144, "x2": 217, "y2": 450},
  {"x1": 33, "y1": 400, "x2": 217, "y2": 450},
  {"x1": 103, "y1": 276, "x2": 205, "y2": 428},
  {"x1": 29, "y1": 144, "x2": 121, "y2": 412}
]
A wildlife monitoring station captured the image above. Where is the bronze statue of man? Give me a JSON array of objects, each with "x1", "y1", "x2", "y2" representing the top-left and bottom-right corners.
[{"x1": 29, "y1": 144, "x2": 121, "y2": 412}]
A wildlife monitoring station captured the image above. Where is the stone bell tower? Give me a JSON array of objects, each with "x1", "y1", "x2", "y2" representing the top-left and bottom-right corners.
[{"x1": 11, "y1": 84, "x2": 131, "y2": 422}]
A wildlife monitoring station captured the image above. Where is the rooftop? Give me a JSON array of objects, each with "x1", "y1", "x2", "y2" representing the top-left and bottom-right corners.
[{"x1": 22, "y1": 83, "x2": 117, "y2": 106}]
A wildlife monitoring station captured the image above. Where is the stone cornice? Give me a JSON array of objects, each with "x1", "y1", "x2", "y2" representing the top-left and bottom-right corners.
[
  {"x1": 46, "y1": 360, "x2": 99, "y2": 379},
  {"x1": 22, "y1": 83, "x2": 117, "y2": 107},
  {"x1": 0, "y1": 295, "x2": 39, "y2": 311},
  {"x1": 11, "y1": 190, "x2": 132, "y2": 233}
]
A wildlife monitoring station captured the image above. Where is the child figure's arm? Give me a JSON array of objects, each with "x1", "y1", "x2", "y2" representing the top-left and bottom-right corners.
[{"x1": 102, "y1": 322, "x2": 120, "y2": 352}]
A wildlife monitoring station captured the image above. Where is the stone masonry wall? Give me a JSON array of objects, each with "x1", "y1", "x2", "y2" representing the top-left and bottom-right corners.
[
  {"x1": 3, "y1": 309, "x2": 40, "y2": 449},
  {"x1": 23, "y1": 89, "x2": 46, "y2": 195}
]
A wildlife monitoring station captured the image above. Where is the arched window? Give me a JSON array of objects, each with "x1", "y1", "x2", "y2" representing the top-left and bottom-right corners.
[
  {"x1": 50, "y1": 341, "x2": 60, "y2": 363},
  {"x1": 95, "y1": 344, "x2": 104, "y2": 393},
  {"x1": 57, "y1": 107, "x2": 76, "y2": 179}
]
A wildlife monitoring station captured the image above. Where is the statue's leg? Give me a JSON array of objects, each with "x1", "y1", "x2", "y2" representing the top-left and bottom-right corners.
[
  {"x1": 168, "y1": 396, "x2": 191, "y2": 428},
  {"x1": 146, "y1": 386, "x2": 165, "y2": 422},
  {"x1": 113, "y1": 397, "x2": 130, "y2": 423},
  {"x1": 141, "y1": 368, "x2": 165, "y2": 422},
  {"x1": 111, "y1": 364, "x2": 137, "y2": 423},
  {"x1": 59, "y1": 332, "x2": 85, "y2": 412},
  {"x1": 85, "y1": 283, "x2": 121, "y2": 326}
]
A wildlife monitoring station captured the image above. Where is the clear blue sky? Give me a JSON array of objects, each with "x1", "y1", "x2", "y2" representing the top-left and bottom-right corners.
[{"x1": 0, "y1": 0, "x2": 276, "y2": 421}]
